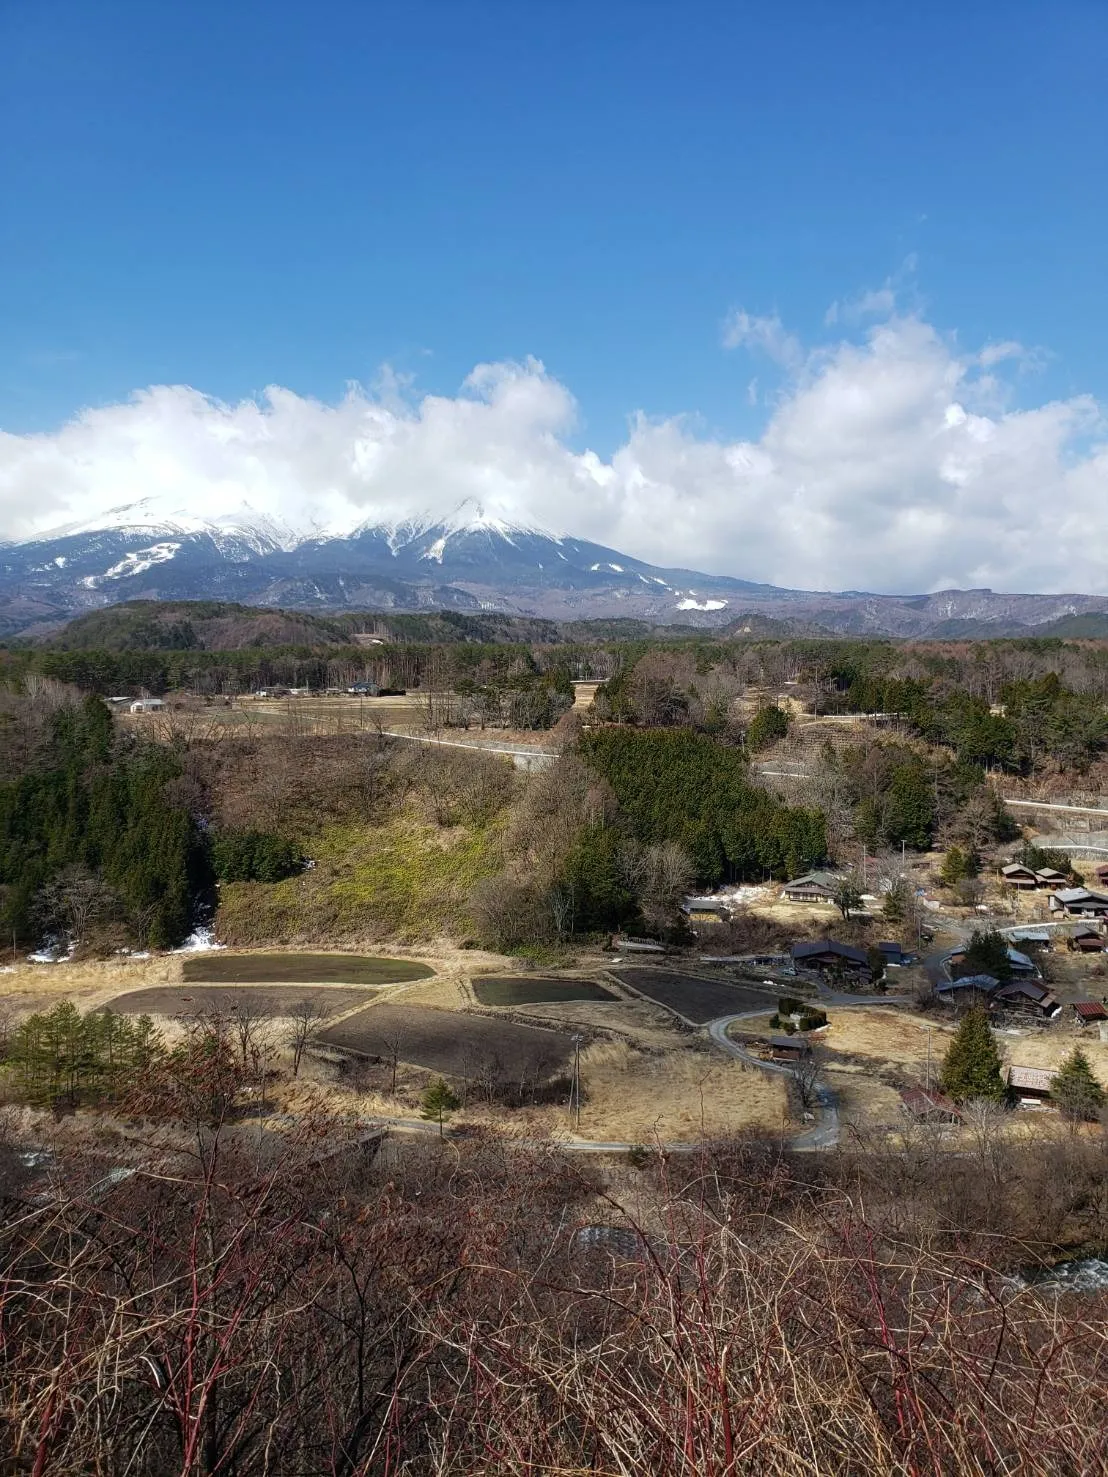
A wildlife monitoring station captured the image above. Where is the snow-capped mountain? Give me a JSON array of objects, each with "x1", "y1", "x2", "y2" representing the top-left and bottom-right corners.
[{"x1": 3, "y1": 497, "x2": 1108, "y2": 638}]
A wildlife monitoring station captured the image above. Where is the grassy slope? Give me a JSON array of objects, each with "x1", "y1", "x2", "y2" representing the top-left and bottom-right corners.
[{"x1": 216, "y1": 812, "x2": 503, "y2": 946}]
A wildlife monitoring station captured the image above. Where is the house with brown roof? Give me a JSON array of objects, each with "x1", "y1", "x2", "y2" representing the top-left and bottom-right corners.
[
  {"x1": 1073, "y1": 1000, "x2": 1108, "y2": 1026},
  {"x1": 1068, "y1": 927, "x2": 1106, "y2": 954},
  {"x1": 990, "y1": 980, "x2": 1061, "y2": 1020},
  {"x1": 900, "y1": 1086, "x2": 961, "y2": 1123},
  {"x1": 1000, "y1": 862, "x2": 1040, "y2": 890}
]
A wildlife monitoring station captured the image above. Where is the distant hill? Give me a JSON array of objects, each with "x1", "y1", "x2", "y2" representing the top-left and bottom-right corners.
[{"x1": 34, "y1": 601, "x2": 724, "y2": 652}]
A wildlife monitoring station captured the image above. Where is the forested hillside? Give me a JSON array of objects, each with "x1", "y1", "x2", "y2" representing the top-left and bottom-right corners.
[{"x1": 0, "y1": 686, "x2": 208, "y2": 948}]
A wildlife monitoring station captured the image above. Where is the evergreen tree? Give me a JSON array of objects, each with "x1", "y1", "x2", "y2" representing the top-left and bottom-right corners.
[
  {"x1": 956, "y1": 929, "x2": 1011, "y2": 982},
  {"x1": 883, "y1": 763, "x2": 936, "y2": 849},
  {"x1": 940, "y1": 846, "x2": 979, "y2": 887},
  {"x1": 1052, "y1": 1048, "x2": 1105, "y2": 1122},
  {"x1": 420, "y1": 1077, "x2": 460, "y2": 1137},
  {"x1": 938, "y1": 1007, "x2": 1006, "y2": 1103},
  {"x1": 746, "y1": 704, "x2": 790, "y2": 752}
]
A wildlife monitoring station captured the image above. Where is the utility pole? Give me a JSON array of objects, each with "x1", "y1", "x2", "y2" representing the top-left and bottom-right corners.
[
  {"x1": 571, "y1": 1034, "x2": 583, "y2": 1132},
  {"x1": 925, "y1": 1027, "x2": 932, "y2": 1092}
]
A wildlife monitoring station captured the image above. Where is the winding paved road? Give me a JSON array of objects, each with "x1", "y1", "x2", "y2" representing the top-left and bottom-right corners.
[{"x1": 707, "y1": 1011, "x2": 840, "y2": 1150}]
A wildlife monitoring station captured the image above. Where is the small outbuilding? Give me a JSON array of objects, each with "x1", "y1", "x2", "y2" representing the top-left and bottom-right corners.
[
  {"x1": 1073, "y1": 1000, "x2": 1108, "y2": 1026},
  {"x1": 935, "y1": 975, "x2": 997, "y2": 1009},
  {"x1": 762, "y1": 1035, "x2": 812, "y2": 1062},
  {"x1": 877, "y1": 940, "x2": 913, "y2": 967},
  {"x1": 681, "y1": 896, "x2": 731, "y2": 924},
  {"x1": 129, "y1": 698, "x2": 165, "y2": 714},
  {"x1": 1006, "y1": 1064, "x2": 1056, "y2": 1104},
  {"x1": 900, "y1": 1086, "x2": 961, "y2": 1123}
]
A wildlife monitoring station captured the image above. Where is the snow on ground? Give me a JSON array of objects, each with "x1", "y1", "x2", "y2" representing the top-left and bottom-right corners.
[{"x1": 173, "y1": 926, "x2": 225, "y2": 953}]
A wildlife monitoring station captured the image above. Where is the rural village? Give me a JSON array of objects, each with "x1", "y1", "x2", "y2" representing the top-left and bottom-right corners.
[{"x1": 3, "y1": 615, "x2": 1108, "y2": 1470}]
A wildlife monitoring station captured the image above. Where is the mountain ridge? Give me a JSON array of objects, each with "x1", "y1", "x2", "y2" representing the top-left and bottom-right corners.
[{"x1": 3, "y1": 498, "x2": 1107, "y2": 639}]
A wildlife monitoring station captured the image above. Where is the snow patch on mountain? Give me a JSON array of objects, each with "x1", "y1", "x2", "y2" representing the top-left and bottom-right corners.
[
  {"x1": 675, "y1": 597, "x2": 728, "y2": 612},
  {"x1": 81, "y1": 542, "x2": 182, "y2": 588}
]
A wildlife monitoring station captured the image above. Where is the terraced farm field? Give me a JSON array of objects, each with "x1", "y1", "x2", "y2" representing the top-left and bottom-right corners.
[
  {"x1": 616, "y1": 969, "x2": 777, "y2": 1024},
  {"x1": 105, "y1": 985, "x2": 376, "y2": 1016},
  {"x1": 472, "y1": 977, "x2": 617, "y2": 1007},
  {"x1": 319, "y1": 1004, "x2": 573, "y2": 1077},
  {"x1": 182, "y1": 954, "x2": 433, "y2": 986}
]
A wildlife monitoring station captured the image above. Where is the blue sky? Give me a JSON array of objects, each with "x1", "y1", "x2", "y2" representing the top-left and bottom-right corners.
[{"x1": 2, "y1": 1, "x2": 1107, "y2": 593}]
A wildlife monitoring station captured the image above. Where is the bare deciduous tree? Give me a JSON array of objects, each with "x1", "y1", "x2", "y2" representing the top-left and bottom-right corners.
[{"x1": 287, "y1": 998, "x2": 333, "y2": 1077}]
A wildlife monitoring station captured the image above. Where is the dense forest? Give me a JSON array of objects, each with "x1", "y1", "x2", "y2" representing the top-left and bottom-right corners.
[{"x1": 0, "y1": 686, "x2": 210, "y2": 949}]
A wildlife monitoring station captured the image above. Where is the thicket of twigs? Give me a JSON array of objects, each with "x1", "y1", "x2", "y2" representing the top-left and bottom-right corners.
[{"x1": 1, "y1": 1045, "x2": 1106, "y2": 1476}]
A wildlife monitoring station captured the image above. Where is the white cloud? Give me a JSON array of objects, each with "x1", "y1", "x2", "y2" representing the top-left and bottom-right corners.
[
  {"x1": 2, "y1": 317, "x2": 1108, "y2": 595},
  {"x1": 720, "y1": 309, "x2": 803, "y2": 370},
  {"x1": 825, "y1": 286, "x2": 897, "y2": 326}
]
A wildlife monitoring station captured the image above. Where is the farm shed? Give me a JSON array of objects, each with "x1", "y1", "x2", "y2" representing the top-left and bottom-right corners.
[
  {"x1": 900, "y1": 1086, "x2": 961, "y2": 1123},
  {"x1": 790, "y1": 939, "x2": 869, "y2": 974},
  {"x1": 681, "y1": 896, "x2": 731, "y2": 923},
  {"x1": 763, "y1": 1035, "x2": 812, "y2": 1061},
  {"x1": 129, "y1": 698, "x2": 164, "y2": 714},
  {"x1": 878, "y1": 941, "x2": 913, "y2": 967},
  {"x1": 1074, "y1": 1001, "x2": 1108, "y2": 1026},
  {"x1": 1006, "y1": 1065, "x2": 1056, "y2": 1104},
  {"x1": 611, "y1": 935, "x2": 665, "y2": 955},
  {"x1": 781, "y1": 871, "x2": 843, "y2": 904}
]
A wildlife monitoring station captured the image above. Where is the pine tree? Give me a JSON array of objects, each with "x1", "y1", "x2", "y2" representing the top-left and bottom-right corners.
[
  {"x1": 1052, "y1": 1048, "x2": 1106, "y2": 1122},
  {"x1": 957, "y1": 929, "x2": 1011, "y2": 982},
  {"x1": 938, "y1": 1007, "x2": 1006, "y2": 1103},
  {"x1": 420, "y1": 1077, "x2": 460, "y2": 1137}
]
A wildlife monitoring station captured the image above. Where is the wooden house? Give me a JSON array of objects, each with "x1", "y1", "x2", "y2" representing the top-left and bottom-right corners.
[
  {"x1": 790, "y1": 939, "x2": 870, "y2": 976},
  {"x1": 1006, "y1": 1064, "x2": 1056, "y2": 1104},
  {"x1": 1000, "y1": 862, "x2": 1040, "y2": 890},
  {"x1": 1049, "y1": 888, "x2": 1108, "y2": 919},
  {"x1": 1068, "y1": 927, "x2": 1106, "y2": 954},
  {"x1": 781, "y1": 871, "x2": 842, "y2": 904},
  {"x1": 990, "y1": 980, "x2": 1061, "y2": 1020}
]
